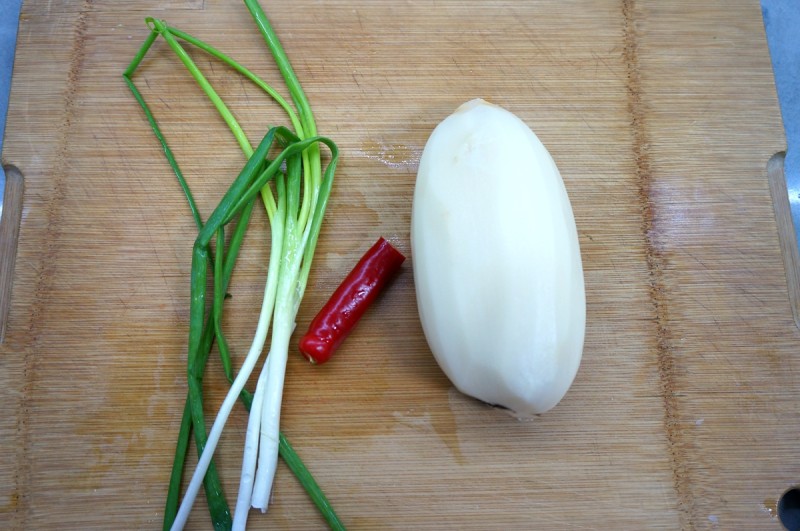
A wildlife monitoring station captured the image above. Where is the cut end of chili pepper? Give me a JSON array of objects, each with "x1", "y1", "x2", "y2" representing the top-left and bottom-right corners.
[{"x1": 299, "y1": 335, "x2": 333, "y2": 365}]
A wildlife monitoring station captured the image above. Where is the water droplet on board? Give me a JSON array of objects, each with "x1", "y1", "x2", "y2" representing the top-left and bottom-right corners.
[
  {"x1": 358, "y1": 140, "x2": 421, "y2": 170},
  {"x1": 763, "y1": 497, "x2": 778, "y2": 518}
]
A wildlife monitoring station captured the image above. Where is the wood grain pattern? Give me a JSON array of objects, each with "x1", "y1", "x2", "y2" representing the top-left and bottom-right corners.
[{"x1": 0, "y1": 0, "x2": 794, "y2": 529}]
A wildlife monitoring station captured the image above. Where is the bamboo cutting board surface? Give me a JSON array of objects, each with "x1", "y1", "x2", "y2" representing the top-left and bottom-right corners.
[{"x1": 1, "y1": 0, "x2": 797, "y2": 529}]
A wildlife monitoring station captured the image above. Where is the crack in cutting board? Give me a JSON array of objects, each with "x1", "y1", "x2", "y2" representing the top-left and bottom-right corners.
[
  {"x1": 621, "y1": 0, "x2": 692, "y2": 527},
  {"x1": 14, "y1": 1, "x2": 94, "y2": 525}
]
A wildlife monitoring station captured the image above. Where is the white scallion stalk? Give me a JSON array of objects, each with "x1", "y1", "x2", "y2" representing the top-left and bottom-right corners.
[
  {"x1": 233, "y1": 357, "x2": 269, "y2": 530},
  {"x1": 251, "y1": 235, "x2": 307, "y2": 511},
  {"x1": 251, "y1": 318, "x2": 292, "y2": 510}
]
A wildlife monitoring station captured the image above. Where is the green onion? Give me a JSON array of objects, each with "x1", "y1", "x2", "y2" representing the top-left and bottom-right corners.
[
  {"x1": 279, "y1": 433, "x2": 346, "y2": 531},
  {"x1": 172, "y1": 127, "x2": 338, "y2": 530},
  {"x1": 123, "y1": 3, "x2": 344, "y2": 529}
]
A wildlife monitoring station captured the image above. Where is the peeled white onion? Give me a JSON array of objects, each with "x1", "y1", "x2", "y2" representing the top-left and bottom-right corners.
[{"x1": 411, "y1": 99, "x2": 585, "y2": 418}]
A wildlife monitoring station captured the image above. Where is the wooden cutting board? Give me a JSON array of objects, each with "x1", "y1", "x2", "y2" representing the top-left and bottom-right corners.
[{"x1": 2, "y1": 0, "x2": 797, "y2": 529}]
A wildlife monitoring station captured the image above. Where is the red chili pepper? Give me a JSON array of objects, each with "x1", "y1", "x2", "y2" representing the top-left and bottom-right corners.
[{"x1": 299, "y1": 237, "x2": 406, "y2": 364}]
